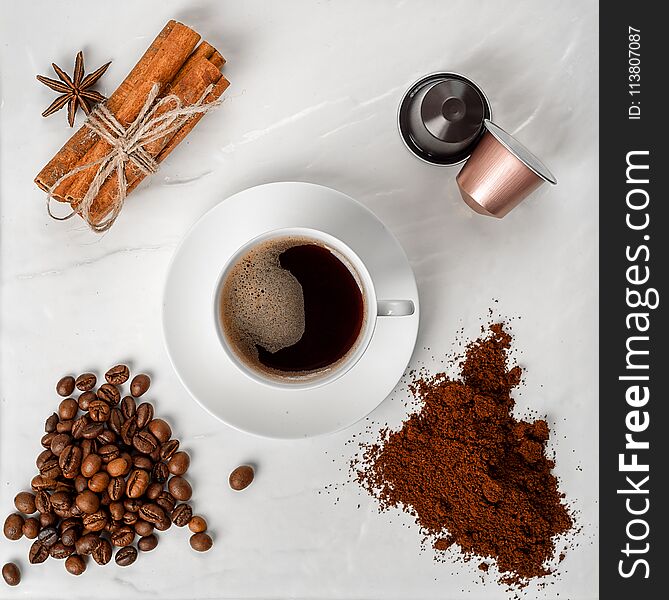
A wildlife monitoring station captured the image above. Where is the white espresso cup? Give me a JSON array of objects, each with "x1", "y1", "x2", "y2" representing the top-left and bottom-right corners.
[{"x1": 214, "y1": 227, "x2": 414, "y2": 390}]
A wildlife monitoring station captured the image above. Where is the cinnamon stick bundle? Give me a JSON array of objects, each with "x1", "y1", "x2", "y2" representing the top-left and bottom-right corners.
[{"x1": 35, "y1": 20, "x2": 229, "y2": 227}]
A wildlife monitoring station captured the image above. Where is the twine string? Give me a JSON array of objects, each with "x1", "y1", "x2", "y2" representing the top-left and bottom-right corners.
[{"x1": 45, "y1": 83, "x2": 221, "y2": 233}]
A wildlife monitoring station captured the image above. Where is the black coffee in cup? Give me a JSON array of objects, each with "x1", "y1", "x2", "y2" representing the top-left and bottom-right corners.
[{"x1": 219, "y1": 235, "x2": 365, "y2": 380}]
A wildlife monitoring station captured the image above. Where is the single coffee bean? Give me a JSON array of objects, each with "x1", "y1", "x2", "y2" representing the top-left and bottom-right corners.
[
  {"x1": 130, "y1": 374, "x2": 151, "y2": 398},
  {"x1": 121, "y1": 417, "x2": 138, "y2": 446},
  {"x1": 168, "y1": 476, "x2": 192, "y2": 501},
  {"x1": 124, "y1": 498, "x2": 143, "y2": 513},
  {"x1": 58, "y1": 397, "x2": 79, "y2": 420},
  {"x1": 3, "y1": 513, "x2": 24, "y2": 540},
  {"x1": 188, "y1": 515, "x2": 208, "y2": 533},
  {"x1": 148, "y1": 419, "x2": 171, "y2": 443},
  {"x1": 107, "y1": 457, "x2": 130, "y2": 477},
  {"x1": 138, "y1": 503, "x2": 167, "y2": 526},
  {"x1": 123, "y1": 511, "x2": 139, "y2": 525},
  {"x1": 160, "y1": 439, "x2": 180, "y2": 461},
  {"x1": 50, "y1": 541, "x2": 75, "y2": 559},
  {"x1": 91, "y1": 538, "x2": 112, "y2": 565},
  {"x1": 115, "y1": 545, "x2": 138, "y2": 566},
  {"x1": 97, "y1": 383, "x2": 121, "y2": 406},
  {"x1": 97, "y1": 429, "x2": 116, "y2": 445},
  {"x1": 56, "y1": 419, "x2": 74, "y2": 433},
  {"x1": 65, "y1": 554, "x2": 86, "y2": 575},
  {"x1": 155, "y1": 491, "x2": 176, "y2": 513},
  {"x1": 61, "y1": 527, "x2": 77, "y2": 547},
  {"x1": 81, "y1": 453, "x2": 102, "y2": 478},
  {"x1": 133, "y1": 430, "x2": 159, "y2": 454},
  {"x1": 127, "y1": 469, "x2": 150, "y2": 498},
  {"x1": 71, "y1": 415, "x2": 90, "y2": 439},
  {"x1": 39, "y1": 456, "x2": 62, "y2": 480},
  {"x1": 135, "y1": 402, "x2": 154, "y2": 428},
  {"x1": 108, "y1": 477, "x2": 126, "y2": 501},
  {"x1": 38, "y1": 526, "x2": 58, "y2": 547},
  {"x1": 152, "y1": 462, "x2": 169, "y2": 484},
  {"x1": 110, "y1": 501, "x2": 125, "y2": 521},
  {"x1": 39, "y1": 512, "x2": 57, "y2": 528},
  {"x1": 171, "y1": 503, "x2": 192, "y2": 527},
  {"x1": 41, "y1": 432, "x2": 56, "y2": 449},
  {"x1": 35, "y1": 490, "x2": 52, "y2": 514},
  {"x1": 59, "y1": 444, "x2": 83, "y2": 479},
  {"x1": 50, "y1": 491, "x2": 73, "y2": 516},
  {"x1": 75, "y1": 490, "x2": 100, "y2": 514},
  {"x1": 190, "y1": 532, "x2": 213, "y2": 552},
  {"x1": 14, "y1": 491, "x2": 37, "y2": 514},
  {"x1": 120, "y1": 396, "x2": 136, "y2": 420},
  {"x1": 45, "y1": 412, "x2": 59, "y2": 433},
  {"x1": 88, "y1": 471, "x2": 110, "y2": 493},
  {"x1": 134, "y1": 519, "x2": 154, "y2": 537},
  {"x1": 229, "y1": 465, "x2": 255, "y2": 491},
  {"x1": 138, "y1": 534, "x2": 158, "y2": 552},
  {"x1": 81, "y1": 422, "x2": 104, "y2": 439},
  {"x1": 168, "y1": 451, "x2": 190, "y2": 476},
  {"x1": 31, "y1": 475, "x2": 56, "y2": 492},
  {"x1": 109, "y1": 408, "x2": 124, "y2": 435},
  {"x1": 88, "y1": 399, "x2": 111, "y2": 422},
  {"x1": 2, "y1": 562, "x2": 21, "y2": 586},
  {"x1": 36, "y1": 449, "x2": 53, "y2": 469},
  {"x1": 106, "y1": 364, "x2": 130, "y2": 385},
  {"x1": 72, "y1": 476, "x2": 87, "y2": 495},
  {"x1": 99, "y1": 444, "x2": 120, "y2": 463},
  {"x1": 111, "y1": 526, "x2": 135, "y2": 547},
  {"x1": 29, "y1": 540, "x2": 49, "y2": 564},
  {"x1": 132, "y1": 454, "x2": 153, "y2": 470},
  {"x1": 83, "y1": 510, "x2": 107, "y2": 532},
  {"x1": 57, "y1": 375, "x2": 76, "y2": 397},
  {"x1": 23, "y1": 518, "x2": 40, "y2": 539},
  {"x1": 145, "y1": 482, "x2": 162, "y2": 500},
  {"x1": 154, "y1": 515, "x2": 172, "y2": 532},
  {"x1": 80, "y1": 438, "x2": 97, "y2": 458},
  {"x1": 75, "y1": 532, "x2": 100, "y2": 555},
  {"x1": 75, "y1": 373, "x2": 96, "y2": 392},
  {"x1": 50, "y1": 433, "x2": 71, "y2": 456}
]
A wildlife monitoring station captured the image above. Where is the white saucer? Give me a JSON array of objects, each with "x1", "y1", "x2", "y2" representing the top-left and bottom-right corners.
[{"x1": 162, "y1": 182, "x2": 419, "y2": 438}]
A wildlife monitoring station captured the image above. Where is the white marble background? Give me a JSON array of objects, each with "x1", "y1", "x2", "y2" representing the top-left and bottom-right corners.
[{"x1": 0, "y1": 1, "x2": 598, "y2": 598}]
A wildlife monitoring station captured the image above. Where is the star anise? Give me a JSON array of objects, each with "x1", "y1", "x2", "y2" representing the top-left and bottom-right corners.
[{"x1": 37, "y1": 51, "x2": 111, "y2": 127}]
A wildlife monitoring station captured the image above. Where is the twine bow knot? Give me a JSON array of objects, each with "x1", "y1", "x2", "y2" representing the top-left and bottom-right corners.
[{"x1": 46, "y1": 83, "x2": 221, "y2": 232}]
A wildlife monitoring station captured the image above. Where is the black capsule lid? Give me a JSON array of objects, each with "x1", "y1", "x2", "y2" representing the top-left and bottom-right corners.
[{"x1": 398, "y1": 72, "x2": 492, "y2": 166}]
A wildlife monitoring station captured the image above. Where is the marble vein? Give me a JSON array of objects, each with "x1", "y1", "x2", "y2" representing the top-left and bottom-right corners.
[
  {"x1": 15, "y1": 244, "x2": 173, "y2": 281},
  {"x1": 227, "y1": 97, "x2": 350, "y2": 147},
  {"x1": 162, "y1": 170, "x2": 214, "y2": 185},
  {"x1": 319, "y1": 114, "x2": 376, "y2": 139}
]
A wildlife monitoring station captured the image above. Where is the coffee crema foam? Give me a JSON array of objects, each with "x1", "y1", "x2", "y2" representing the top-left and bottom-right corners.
[{"x1": 221, "y1": 237, "x2": 307, "y2": 365}]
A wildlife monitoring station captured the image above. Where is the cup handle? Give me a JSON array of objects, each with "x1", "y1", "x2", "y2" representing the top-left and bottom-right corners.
[{"x1": 377, "y1": 300, "x2": 415, "y2": 317}]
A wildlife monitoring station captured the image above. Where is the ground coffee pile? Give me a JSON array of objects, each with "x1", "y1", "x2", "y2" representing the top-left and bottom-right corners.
[{"x1": 355, "y1": 323, "x2": 573, "y2": 587}]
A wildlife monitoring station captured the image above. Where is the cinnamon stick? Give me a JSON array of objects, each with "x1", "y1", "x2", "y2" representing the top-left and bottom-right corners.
[
  {"x1": 87, "y1": 57, "x2": 229, "y2": 223},
  {"x1": 61, "y1": 22, "x2": 202, "y2": 204},
  {"x1": 35, "y1": 20, "x2": 183, "y2": 198}
]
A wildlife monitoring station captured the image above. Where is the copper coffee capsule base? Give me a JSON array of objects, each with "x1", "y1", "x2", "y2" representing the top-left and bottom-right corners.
[{"x1": 456, "y1": 120, "x2": 557, "y2": 218}]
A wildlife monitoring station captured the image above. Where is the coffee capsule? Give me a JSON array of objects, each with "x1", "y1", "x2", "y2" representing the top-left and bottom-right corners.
[
  {"x1": 456, "y1": 120, "x2": 557, "y2": 218},
  {"x1": 398, "y1": 72, "x2": 492, "y2": 166}
]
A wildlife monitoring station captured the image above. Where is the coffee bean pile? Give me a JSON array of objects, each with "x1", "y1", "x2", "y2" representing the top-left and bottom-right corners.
[{"x1": 2, "y1": 366, "x2": 213, "y2": 581}]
